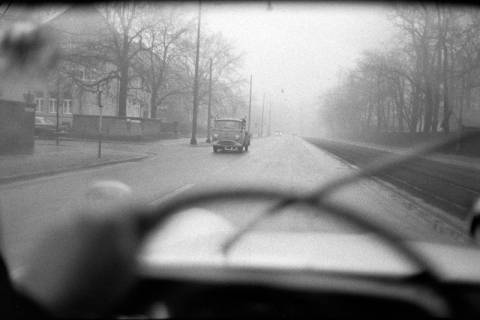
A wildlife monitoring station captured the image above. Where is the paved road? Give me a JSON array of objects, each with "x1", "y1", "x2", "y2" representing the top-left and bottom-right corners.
[{"x1": 0, "y1": 135, "x2": 469, "y2": 271}]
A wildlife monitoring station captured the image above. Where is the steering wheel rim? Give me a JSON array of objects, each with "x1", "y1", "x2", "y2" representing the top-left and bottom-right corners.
[{"x1": 135, "y1": 185, "x2": 456, "y2": 316}]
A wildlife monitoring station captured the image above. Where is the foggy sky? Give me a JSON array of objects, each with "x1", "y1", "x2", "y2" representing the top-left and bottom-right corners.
[{"x1": 200, "y1": 2, "x2": 394, "y2": 135}]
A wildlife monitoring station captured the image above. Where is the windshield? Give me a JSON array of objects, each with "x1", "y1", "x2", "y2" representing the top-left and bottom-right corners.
[
  {"x1": 214, "y1": 120, "x2": 242, "y2": 130},
  {"x1": 0, "y1": 1, "x2": 479, "y2": 278}
]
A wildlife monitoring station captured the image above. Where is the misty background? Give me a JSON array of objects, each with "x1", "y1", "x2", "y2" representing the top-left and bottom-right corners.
[
  {"x1": 201, "y1": 2, "x2": 393, "y2": 136},
  {"x1": 0, "y1": 2, "x2": 394, "y2": 137},
  {"x1": 5, "y1": 2, "x2": 476, "y2": 139}
]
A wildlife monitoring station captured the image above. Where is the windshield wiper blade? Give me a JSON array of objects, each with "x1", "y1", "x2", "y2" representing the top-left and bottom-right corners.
[{"x1": 222, "y1": 130, "x2": 480, "y2": 254}]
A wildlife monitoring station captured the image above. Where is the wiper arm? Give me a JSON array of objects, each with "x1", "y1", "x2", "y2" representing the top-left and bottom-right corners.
[{"x1": 222, "y1": 130, "x2": 480, "y2": 254}]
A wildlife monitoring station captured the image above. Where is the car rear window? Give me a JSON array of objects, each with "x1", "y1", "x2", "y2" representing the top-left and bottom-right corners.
[{"x1": 215, "y1": 121, "x2": 242, "y2": 130}]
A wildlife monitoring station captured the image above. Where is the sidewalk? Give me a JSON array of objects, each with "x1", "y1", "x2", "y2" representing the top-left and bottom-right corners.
[
  {"x1": 0, "y1": 136, "x2": 238, "y2": 183},
  {"x1": 0, "y1": 139, "x2": 150, "y2": 183},
  {"x1": 306, "y1": 137, "x2": 477, "y2": 234},
  {"x1": 330, "y1": 137, "x2": 480, "y2": 172}
]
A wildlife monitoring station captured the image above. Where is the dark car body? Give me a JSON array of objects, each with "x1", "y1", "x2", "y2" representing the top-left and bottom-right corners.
[
  {"x1": 212, "y1": 118, "x2": 251, "y2": 153},
  {"x1": 34, "y1": 116, "x2": 67, "y2": 138}
]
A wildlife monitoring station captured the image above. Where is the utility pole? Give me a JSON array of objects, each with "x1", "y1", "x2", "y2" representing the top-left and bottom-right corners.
[
  {"x1": 206, "y1": 58, "x2": 213, "y2": 143},
  {"x1": 190, "y1": 1, "x2": 201, "y2": 145},
  {"x1": 268, "y1": 101, "x2": 272, "y2": 136},
  {"x1": 97, "y1": 86, "x2": 103, "y2": 159},
  {"x1": 55, "y1": 74, "x2": 61, "y2": 146},
  {"x1": 260, "y1": 93, "x2": 265, "y2": 137},
  {"x1": 247, "y1": 75, "x2": 252, "y2": 132}
]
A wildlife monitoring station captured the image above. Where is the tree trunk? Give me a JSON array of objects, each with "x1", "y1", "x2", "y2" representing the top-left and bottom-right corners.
[
  {"x1": 441, "y1": 34, "x2": 450, "y2": 133},
  {"x1": 366, "y1": 101, "x2": 373, "y2": 131},
  {"x1": 386, "y1": 100, "x2": 392, "y2": 131},
  {"x1": 423, "y1": 83, "x2": 434, "y2": 133},
  {"x1": 431, "y1": 45, "x2": 442, "y2": 133},
  {"x1": 149, "y1": 45, "x2": 167, "y2": 119},
  {"x1": 118, "y1": 63, "x2": 128, "y2": 117},
  {"x1": 420, "y1": 14, "x2": 434, "y2": 133},
  {"x1": 397, "y1": 80, "x2": 405, "y2": 132},
  {"x1": 411, "y1": 86, "x2": 420, "y2": 133},
  {"x1": 150, "y1": 89, "x2": 158, "y2": 119},
  {"x1": 118, "y1": 34, "x2": 129, "y2": 117},
  {"x1": 78, "y1": 87, "x2": 84, "y2": 115},
  {"x1": 376, "y1": 100, "x2": 382, "y2": 132}
]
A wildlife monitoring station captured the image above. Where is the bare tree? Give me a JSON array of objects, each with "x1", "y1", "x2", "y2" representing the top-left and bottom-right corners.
[
  {"x1": 319, "y1": 4, "x2": 480, "y2": 139},
  {"x1": 133, "y1": 7, "x2": 192, "y2": 118},
  {"x1": 94, "y1": 2, "x2": 152, "y2": 116}
]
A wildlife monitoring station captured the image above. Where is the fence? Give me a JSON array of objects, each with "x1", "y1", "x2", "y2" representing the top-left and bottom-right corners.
[{"x1": 72, "y1": 115, "x2": 178, "y2": 141}]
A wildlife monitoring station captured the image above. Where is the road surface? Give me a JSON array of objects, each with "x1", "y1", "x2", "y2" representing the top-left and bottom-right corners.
[{"x1": 0, "y1": 135, "x2": 469, "y2": 271}]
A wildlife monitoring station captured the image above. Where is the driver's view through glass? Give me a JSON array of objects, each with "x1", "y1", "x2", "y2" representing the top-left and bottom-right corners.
[{"x1": 0, "y1": 0, "x2": 480, "y2": 318}]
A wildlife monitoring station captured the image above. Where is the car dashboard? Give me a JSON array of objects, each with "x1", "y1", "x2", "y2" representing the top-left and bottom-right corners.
[{"x1": 113, "y1": 265, "x2": 480, "y2": 318}]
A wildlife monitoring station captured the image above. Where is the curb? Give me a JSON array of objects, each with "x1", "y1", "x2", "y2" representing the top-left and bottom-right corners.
[{"x1": 0, "y1": 155, "x2": 149, "y2": 185}]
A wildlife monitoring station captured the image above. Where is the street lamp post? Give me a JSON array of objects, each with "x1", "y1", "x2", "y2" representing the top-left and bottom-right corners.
[
  {"x1": 56, "y1": 96, "x2": 60, "y2": 146},
  {"x1": 190, "y1": 2, "x2": 202, "y2": 145},
  {"x1": 206, "y1": 58, "x2": 213, "y2": 143},
  {"x1": 55, "y1": 74, "x2": 61, "y2": 146},
  {"x1": 97, "y1": 87, "x2": 103, "y2": 159},
  {"x1": 247, "y1": 75, "x2": 252, "y2": 132},
  {"x1": 260, "y1": 93, "x2": 265, "y2": 137},
  {"x1": 268, "y1": 101, "x2": 272, "y2": 136}
]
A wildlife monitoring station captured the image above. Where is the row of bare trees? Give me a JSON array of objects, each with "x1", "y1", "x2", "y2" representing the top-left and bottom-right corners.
[
  {"x1": 320, "y1": 4, "x2": 480, "y2": 136},
  {"x1": 54, "y1": 3, "x2": 246, "y2": 122}
]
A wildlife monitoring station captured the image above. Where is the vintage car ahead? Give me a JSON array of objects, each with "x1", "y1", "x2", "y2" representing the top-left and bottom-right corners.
[{"x1": 212, "y1": 118, "x2": 251, "y2": 153}]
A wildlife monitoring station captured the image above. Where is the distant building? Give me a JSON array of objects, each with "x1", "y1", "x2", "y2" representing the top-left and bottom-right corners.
[{"x1": 0, "y1": 6, "x2": 148, "y2": 127}]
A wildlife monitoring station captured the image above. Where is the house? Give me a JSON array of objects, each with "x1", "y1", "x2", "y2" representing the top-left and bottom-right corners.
[{"x1": 0, "y1": 6, "x2": 149, "y2": 127}]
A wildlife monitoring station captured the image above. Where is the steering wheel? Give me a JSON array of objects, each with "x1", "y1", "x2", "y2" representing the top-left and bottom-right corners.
[{"x1": 132, "y1": 185, "x2": 464, "y2": 317}]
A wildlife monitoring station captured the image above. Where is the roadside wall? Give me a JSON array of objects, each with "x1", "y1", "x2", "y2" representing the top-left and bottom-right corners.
[
  {"x1": 0, "y1": 99, "x2": 35, "y2": 154},
  {"x1": 72, "y1": 115, "x2": 178, "y2": 140}
]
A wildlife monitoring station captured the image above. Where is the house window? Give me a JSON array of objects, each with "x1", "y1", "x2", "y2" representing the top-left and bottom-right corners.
[
  {"x1": 35, "y1": 98, "x2": 44, "y2": 112},
  {"x1": 132, "y1": 77, "x2": 142, "y2": 88},
  {"x1": 64, "y1": 38, "x2": 74, "y2": 51},
  {"x1": 49, "y1": 98, "x2": 57, "y2": 113},
  {"x1": 63, "y1": 99, "x2": 72, "y2": 114},
  {"x1": 74, "y1": 68, "x2": 85, "y2": 80},
  {"x1": 85, "y1": 68, "x2": 94, "y2": 81}
]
